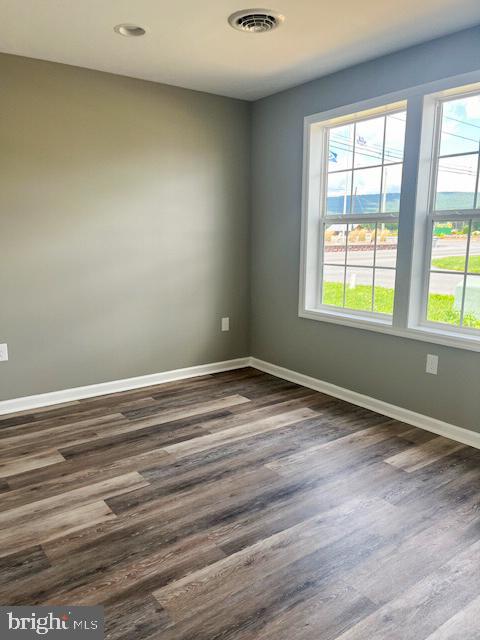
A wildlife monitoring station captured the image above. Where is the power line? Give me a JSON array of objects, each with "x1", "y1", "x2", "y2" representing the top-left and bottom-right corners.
[
  {"x1": 444, "y1": 114, "x2": 480, "y2": 130},
  {"x1": 330, "y1": 139, "x2": 477, "y2": 175}
]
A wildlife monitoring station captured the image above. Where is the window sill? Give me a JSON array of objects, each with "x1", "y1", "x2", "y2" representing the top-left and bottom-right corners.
[{"x1": 299, "y1": 307, "x2": 480, "y2": 352}]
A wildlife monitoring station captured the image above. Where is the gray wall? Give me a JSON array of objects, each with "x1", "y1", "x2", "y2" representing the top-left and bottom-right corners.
[
  {"x1": 0, "y1": 54, "x2": 250, "y2": 401},
  {"x1": 251, "y1": 26, "x2": 480, "y2": 431}
]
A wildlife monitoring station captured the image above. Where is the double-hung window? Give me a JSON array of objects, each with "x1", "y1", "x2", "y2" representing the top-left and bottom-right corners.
[
  {"x1": 300, "y1": 80, "x2": 480, "y2": 350},
  {"x1": 422, "y1": 91, "x2": 480, "y2": 333},
  {"x1": 301, "y1": 101, "x2": 407, "y2": 324}
]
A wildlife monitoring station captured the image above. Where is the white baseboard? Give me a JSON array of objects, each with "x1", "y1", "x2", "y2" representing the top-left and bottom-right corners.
[
  {"x1": 2, "y1": 354, "x2": 478, "y2": 452},
  {"x1": 0, "y1": 357, "x2": 250, "y2": 416},
  {"x1": 250, "y1": 357, "x2": 480, "y2": 451}
]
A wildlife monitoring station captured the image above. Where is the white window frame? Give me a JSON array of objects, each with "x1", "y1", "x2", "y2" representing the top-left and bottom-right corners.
[{"x1": 299, "y1": 73, "x2": 480, "y2": 353}]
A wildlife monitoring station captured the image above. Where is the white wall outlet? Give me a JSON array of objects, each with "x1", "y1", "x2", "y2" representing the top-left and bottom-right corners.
[
  {"x1": 0, "y1": 343, "x2": 8, "y2": 362},
  {"x1": 221, "y1": 317, "x2": 230, "y2": 332},
  {"x1": 426, "y1": 354, "x2": 438, "y2": 375}
]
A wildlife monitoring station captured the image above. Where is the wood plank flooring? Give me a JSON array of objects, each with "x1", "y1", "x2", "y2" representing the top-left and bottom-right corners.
[{"x1": 1, "y1": 367, "x2": 479, "y2": 639}]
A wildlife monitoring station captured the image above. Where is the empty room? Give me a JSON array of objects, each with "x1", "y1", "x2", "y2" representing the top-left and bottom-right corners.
[{"x1": 1, "y1": 1, "x2": 480, "y2": 638}]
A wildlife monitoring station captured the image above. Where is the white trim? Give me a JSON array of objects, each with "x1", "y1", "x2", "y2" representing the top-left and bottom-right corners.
[
  {"x1": 299, "y1": 307, "x2": 480, "y2": 352},
  {"x1": 2, "y1": 355, "x2": 479, "y2": 451},
  {"x1": 250, "y1": 357, "x2": 480, "y2": 450},
  {"x1": 0, "y1": 357, "x2": 250, "y2": 416}
]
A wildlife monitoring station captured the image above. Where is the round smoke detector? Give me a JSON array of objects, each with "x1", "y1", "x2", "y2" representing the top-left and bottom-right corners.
[{"x1": 228, "y1": 9, "x2": 284, "y2": 33}]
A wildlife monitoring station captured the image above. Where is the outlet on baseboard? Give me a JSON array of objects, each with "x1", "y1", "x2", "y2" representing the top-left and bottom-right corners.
[
  {"x1": 426, "y1": 354, "x2": 438, "y2": 375},
  {"x1": 221, "y1": 317, "x2": 230, "y2": 332},
  {"x1": 0, "y1": 344, "x2": 8, "y2": 362}
]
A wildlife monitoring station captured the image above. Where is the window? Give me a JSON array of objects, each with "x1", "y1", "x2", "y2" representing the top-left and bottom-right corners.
[
  {"x1": 322, "y1": 107, "x2": 406, "y2": 318},
  {"x1": 423, "y1": 93, "x2": 480, "y2": 332},
  {"x1": 302, "y1": 101, "x2": 407, "y2": 323},
  {"x1": 300, "y1": 79, "x2": 480, "y2": 351}
]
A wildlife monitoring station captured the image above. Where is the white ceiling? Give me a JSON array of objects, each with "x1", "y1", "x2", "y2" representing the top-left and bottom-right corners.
[{"x1": 1, "y1": 0, "x2": 480, "y2": 100}]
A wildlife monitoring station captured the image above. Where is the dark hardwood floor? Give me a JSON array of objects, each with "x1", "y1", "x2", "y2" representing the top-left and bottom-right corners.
[{"x1": 1, "y1": 367, "x2": 479, "y2": 639}]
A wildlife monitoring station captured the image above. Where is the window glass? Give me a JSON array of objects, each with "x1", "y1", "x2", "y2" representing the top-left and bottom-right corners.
[
  {"x1": 328, "y1": 124, "x2": 354, "y2": 171},
  {"x1": 384, "y1": 113, "x2": 406, "y2": 164},
  {"x1": 327, "y1": 172, "x2": 352, "y2": 215},
  {"x1": 345, "y1": 267, "x2": 374, "y2": 311},
  {"x1": 354, "y1": 117, "x2": 384, "y2": 168},
  {"x1": 426, "y1": 220, "x2": 480, "y2": 329},
  {"x1": 439, "y1": 96, "x2": 480, "y2": 156},
  {"x1": 435, "y1": 155, "x2": 478, "y2": 211},
  {"x1": 351, "y1": 167, "x2": 382, "y2": 214}
]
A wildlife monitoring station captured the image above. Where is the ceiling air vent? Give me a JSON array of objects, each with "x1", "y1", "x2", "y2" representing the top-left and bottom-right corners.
[{"x1": 228, "y1": 9, "x2": 284, "y2": 33}]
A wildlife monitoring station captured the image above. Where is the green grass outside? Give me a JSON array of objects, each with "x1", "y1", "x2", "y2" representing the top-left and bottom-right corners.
[
  {"x1": 431, "y1": 255, "x2": 480, "y2": 273},
  {"x1": 322, "y1": 281, "x2": 480, "y2": 328},
  {"x1": 322, "y1": 280, "x2": 394, "y2": 314}
]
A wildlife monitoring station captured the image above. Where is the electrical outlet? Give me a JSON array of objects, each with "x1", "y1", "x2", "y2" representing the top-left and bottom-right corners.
[
  {"x1": 0, "y1": 344, "x2": 8, "y2": 362},
  {"x1": 221, "y1": 317, "x2": 230, "y2": 332},
  {"x1": 426, "y1": 354, "x2": 438, "y2": 375}
]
